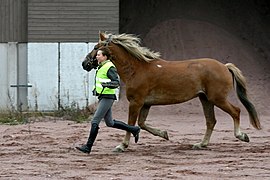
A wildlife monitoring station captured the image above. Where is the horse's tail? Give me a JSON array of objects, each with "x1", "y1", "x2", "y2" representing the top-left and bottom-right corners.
[{"x1": 225, "y1": 63, "x2": 261, "y2": 130}]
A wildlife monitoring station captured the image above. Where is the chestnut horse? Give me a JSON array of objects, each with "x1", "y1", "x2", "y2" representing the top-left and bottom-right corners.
[{"x1": 82, "y1": 32, "x2": 261, "y2": 152}]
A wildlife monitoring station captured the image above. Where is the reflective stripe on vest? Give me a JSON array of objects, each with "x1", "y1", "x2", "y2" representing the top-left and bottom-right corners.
[{"x1": 95, "y1": 61, "x2": 116, "y2": 94}]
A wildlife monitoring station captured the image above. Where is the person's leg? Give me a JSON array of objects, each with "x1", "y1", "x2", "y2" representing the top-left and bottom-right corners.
[
  {"x1": 103, "y1": 99, "x2": 115, "y2": 127},
  {"x1": 76, "y1": 98, "x2": 113, "y2": 154},
  {"x1": 76, "y1": 123, "x2": 99, "y2": 153},
  {"x1": 102, "y1": 100, "x2": 140, "y2": 143},
  {"x1": 112, "y1": 120, "x2": 140, "y2": 143}
]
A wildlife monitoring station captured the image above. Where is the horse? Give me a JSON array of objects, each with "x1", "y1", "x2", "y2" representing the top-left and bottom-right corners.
[{"x1": 82, "y1": 32, "x2": 261, "y2": 152}]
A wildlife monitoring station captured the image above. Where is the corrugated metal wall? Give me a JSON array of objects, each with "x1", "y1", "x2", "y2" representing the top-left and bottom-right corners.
[
  {"x1": 1, "y1": 0, "x2": 119, "y2": 42},
  {"x1": 0, "y1": 0, "x2": 28, "y2": 42},
  {"x1": 28, "y1": 0, "x2": 119, "y2": 42}
]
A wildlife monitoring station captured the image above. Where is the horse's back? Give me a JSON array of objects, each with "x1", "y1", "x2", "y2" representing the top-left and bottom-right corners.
[
  {"x1": 159, "y1": 58, "x2": 225, "y2": 68},
  {"x1": 155, "y1": 58, "x2": 231, "y2": 80}
]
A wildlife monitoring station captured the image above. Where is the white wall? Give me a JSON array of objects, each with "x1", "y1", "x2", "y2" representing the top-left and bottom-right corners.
[
  {"x1": 1, "y1": 42, "x2": 98, "y2": 112},
  {"x1": 28, "y1": 43, "x2": 97, "y2": 111},
  {"x1": 0, "y1": 43, "x2": 27, "y2": 111},
  {"x1": 60, "y1": 43, "x2": 97, "y2": 109},
  {"x1": 0, "y1": 43, "x2": 9, "y2": 110},
  {"x1": 28, "y1": 43, "x2": 59, "y2": 111}
]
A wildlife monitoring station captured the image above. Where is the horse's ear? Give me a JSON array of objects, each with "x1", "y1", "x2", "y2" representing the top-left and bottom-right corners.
[{"x1": 99, "y1": 32, "x2": 106, "y2": 41}]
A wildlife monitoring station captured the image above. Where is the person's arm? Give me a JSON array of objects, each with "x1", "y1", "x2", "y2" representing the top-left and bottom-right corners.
[{"x1": 101, "y1": 66, "x2": 120, "y2": 88}]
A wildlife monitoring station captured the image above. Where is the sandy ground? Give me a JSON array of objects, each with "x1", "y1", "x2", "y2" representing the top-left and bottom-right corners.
[
  {"x1": 1, "y1": 1, "x2": 269, "y2": 179},
  {"x1": 0, "y1": 103, "x2": 269, "y2": 180},
  {"x1": 1, "y1": 6, "x2": 270, "y2": 178}
]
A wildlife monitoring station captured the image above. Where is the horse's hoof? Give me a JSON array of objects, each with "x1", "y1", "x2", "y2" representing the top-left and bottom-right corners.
[
  {"x1": 237, "y1": 133, "x2": 250, "y2": 142},
  {"x1": 192, "y1": 143, "x2": 207, "y2": 150},
  {"x1": 113, "y1": 145, "x2": 125, "y2": 153},
  {"x1": 163, "y1": 131, "x2": 169, "y2": 140}
]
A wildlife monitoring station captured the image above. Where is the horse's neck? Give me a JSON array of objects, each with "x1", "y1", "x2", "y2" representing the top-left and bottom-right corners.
[{"x1": 111, "y1": 56, "x2": 137, "y2": 83}]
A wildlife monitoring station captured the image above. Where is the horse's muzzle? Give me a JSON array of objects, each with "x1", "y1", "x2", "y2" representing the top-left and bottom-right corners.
[{"x1": 82, "y1": 58, "x2": 98, "y2": 72}]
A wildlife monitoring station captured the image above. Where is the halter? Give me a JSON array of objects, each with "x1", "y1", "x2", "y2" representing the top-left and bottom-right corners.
[{"x1": 82, "y1": 34, "x2": 113, "y2": 71}]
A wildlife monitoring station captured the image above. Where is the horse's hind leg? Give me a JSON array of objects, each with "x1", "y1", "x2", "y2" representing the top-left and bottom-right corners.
[
  {"x1": 193, "y1": 94, "x2": 216, "y2": 149},
  {"x1": 215, "y1": 99, "x2": 250, "y2": 142},
  {"x1": 137, "y1": 105, "x2": 169, "y2": 140}
]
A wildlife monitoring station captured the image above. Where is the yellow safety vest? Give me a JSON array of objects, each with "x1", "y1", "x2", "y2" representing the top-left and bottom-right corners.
[{"x1": 94, "y1": 60, "x2": 116, "y2": 94}]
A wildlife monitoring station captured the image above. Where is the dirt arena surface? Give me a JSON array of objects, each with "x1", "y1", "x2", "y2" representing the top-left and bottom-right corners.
[
  {"x1": 1, "y1": 1, "x2": 269, "y2": 179},
  {"x1": 0, "y1": 103, "x2": 269, "y2": 179},
  {"x1": 1, "y1": 6, "x2": 270, "y2": 178}
]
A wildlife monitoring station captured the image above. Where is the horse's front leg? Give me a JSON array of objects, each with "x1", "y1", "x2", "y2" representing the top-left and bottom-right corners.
[
  {"x1": 138, "y1": 105, "x2": 169, "y2": 140},
  {"x1": 113, "y1": 101, "x2": 142, "y2": 152},
  {"x1": 113, "y1": 132, "x2": 131, "y2": 152}
]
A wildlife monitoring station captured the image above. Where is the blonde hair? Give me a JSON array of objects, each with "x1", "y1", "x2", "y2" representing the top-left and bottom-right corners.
[{"x1": 102, "y1": 32, "x2": 161, "y2": 62}]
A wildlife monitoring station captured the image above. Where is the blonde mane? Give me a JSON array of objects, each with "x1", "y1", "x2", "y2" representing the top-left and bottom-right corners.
[{"x1": 103, "y1": 33, "x2": 161, "y2": 62}]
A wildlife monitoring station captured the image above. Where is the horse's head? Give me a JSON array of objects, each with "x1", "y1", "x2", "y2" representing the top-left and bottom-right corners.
[
  {"x1": 82, "y1": 32, "x2": 112, "y2": 72},
  {"x1": 82, "y1": 46, "x2": 99, "y2": 72}
]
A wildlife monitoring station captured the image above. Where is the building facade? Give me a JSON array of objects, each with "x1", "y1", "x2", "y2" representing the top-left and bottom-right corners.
[{"x1": 0, "y1": 0, "x2": 119, "y2": 111}]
